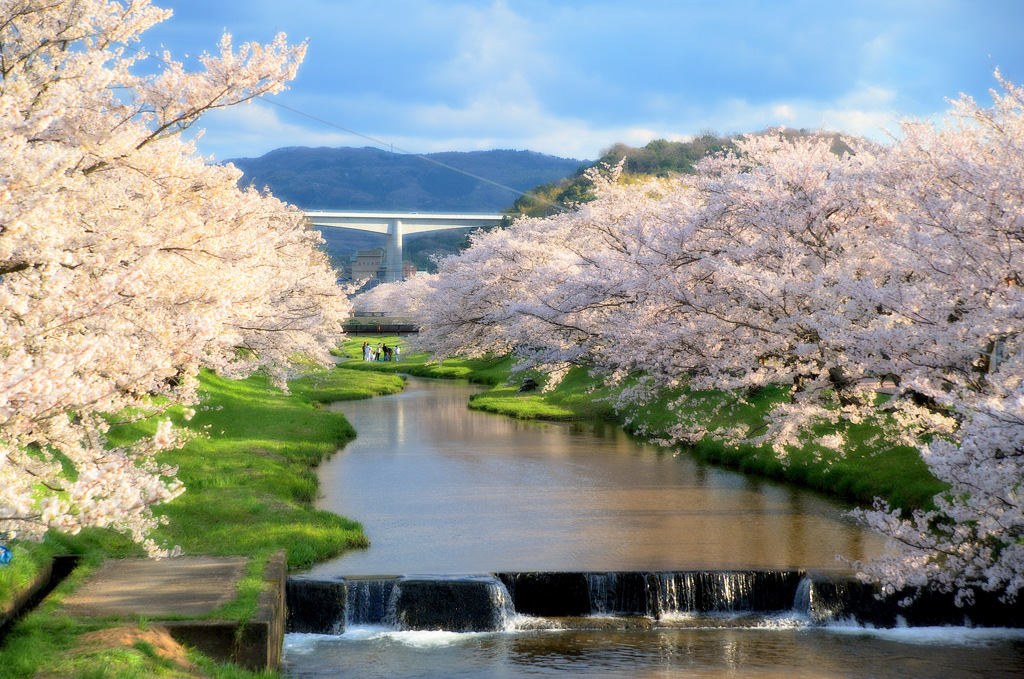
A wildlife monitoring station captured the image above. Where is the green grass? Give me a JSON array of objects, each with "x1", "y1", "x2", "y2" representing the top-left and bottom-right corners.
[
  {"x1": 467, "y1": 366, "x2": 619, "y2": 421},
  {"x1": 340, "y1": 336, "x2": 516, "y2": 385},
  {"x1": 619, "y1": 384, "x2": 945, "y2": 512},
  {"x1": 0, "y1": 565, "x2": 122, "y2": 679},
  {"x1": 0, "y1": 542, "x2": 64, "y2": 613},
  {"x1": 110, "y1": 367, "x2": 407, "y2": 572},
  {"x1": 0, "y1": 363, "x2": 405, "y2": 679}
]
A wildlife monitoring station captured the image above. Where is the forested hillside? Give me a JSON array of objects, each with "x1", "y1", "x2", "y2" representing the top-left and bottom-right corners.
[
  {"x1": 230, "y1": 146, "x2": 586, "y2": 212},
  {"x1": 403, "y1": 134, "x2": 745, "y2": 267},
  {"x1": 506, "y1": 130, "x2": 849, "y2": 218}
]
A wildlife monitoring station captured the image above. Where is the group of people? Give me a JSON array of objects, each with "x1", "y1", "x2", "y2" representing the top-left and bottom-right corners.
[{"x1": 362, "y1": 341, "x2": 400, "y2": 362}]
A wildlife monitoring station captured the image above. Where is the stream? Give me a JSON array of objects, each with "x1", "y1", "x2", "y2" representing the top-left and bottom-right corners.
[{"x1": 282, "y1": 376, "x2": 1024, "y2": 678}]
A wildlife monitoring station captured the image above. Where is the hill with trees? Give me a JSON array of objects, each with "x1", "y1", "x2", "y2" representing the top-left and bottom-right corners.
[
  {"x1": 230, "y1": 146, "x2": 586, "y2": 213},
  {"x1": 231, "y1": 146, "x2": 587, "y2": 272},
  {"x1": 505, "y1": 129, "x2": 850, "y2": 219},
  {"x1": 389, "y1": 133, "x2": 745, "y2": 269}
]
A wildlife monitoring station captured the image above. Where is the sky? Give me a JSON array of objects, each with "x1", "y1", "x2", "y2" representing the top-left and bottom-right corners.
[{"x1": 138, "y1": 0, "x2": 1024, "y2": 162}]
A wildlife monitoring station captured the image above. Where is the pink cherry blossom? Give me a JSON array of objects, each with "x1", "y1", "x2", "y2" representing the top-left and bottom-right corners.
[
  {"x1": 398, "y1": 75, "x2": 1024, "y2": 602},
  {"x1": 0, "y1": 1, "x2": 349, "y2": 556}
]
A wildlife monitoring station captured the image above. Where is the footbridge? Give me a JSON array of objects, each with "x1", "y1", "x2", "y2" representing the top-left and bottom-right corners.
[{"x1": 304, "y1": 211, "x2": 505, "y2": 283}]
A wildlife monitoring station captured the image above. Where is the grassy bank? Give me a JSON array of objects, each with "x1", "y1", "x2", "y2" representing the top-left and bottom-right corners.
[
  {"x1": 622, "y1": 383, "x2": 945, "y2": 512},
  {"x1": 339, "y1": 337, "x2": 597, "y2": 420},
  {"x1": 0, "y1": 364, "x2": 405, "y2": 679},
  {"x1": 341, "y1": 338, "x2": 945, "y2": 513},
  {"x1": 142, "y1": 368, "x2": 404, "y2": 572}
]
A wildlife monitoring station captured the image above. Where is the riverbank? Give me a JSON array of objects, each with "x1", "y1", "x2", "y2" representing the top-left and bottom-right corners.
[
  {"x1": 0, "y1": 343, "x2": 943, "y2": 676},
  {"x1": 339, "y1": 337, "x2": 945, "y2": 514},
  {"x1": 0, "y1": 365, "x2": 405, "y2": 678}
]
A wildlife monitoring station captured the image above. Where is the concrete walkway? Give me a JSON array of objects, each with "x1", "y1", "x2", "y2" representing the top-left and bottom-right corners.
[
  {"x1": 60, "y1": 553, "x2": 286, "y2": 672},
  {"x1": 62, "y1": 556, "x2": 249, "y2": 618}
]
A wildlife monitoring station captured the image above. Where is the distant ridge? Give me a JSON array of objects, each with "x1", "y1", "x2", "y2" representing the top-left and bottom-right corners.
[{"x1": 229, "y1": 146, "x2": 588, "y2": 213}]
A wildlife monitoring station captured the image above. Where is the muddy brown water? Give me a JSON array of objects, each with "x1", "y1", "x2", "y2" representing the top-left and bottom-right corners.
[{"x1": 306, "y1": 377, "x2": 883, "y2": 576}]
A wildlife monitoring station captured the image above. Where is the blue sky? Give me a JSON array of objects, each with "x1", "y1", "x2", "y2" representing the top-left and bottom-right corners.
[{"x1": 140, "y1": 0, "x2": 1024, "y2": 162}]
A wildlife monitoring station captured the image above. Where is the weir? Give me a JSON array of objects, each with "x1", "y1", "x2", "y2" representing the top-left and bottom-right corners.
[
  {"x1": 288, "y1": 575, "x2": 514, "y2": 633},
  {"x1": 285, "y1": 570, "x2": 1024, "y2": 634}
]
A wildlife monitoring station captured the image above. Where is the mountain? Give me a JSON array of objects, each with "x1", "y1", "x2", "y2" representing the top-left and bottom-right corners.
[{"x1": 229, "y1": 146, "x2": 588, "y2": 213}]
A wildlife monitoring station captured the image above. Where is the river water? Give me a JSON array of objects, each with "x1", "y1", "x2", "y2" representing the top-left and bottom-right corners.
[{"x1": 283, "y1": 377, "x2": 1024, "y2": 678}]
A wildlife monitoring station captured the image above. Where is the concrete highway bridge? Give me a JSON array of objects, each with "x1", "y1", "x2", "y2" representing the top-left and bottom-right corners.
[{"x1": 303, "y1": 211, "x2": 505, "y2": 283}]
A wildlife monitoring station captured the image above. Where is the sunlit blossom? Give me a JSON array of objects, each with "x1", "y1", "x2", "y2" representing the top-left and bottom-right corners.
[{"x1": 0, "y1": 0, "x2": 349, "y2": 556}]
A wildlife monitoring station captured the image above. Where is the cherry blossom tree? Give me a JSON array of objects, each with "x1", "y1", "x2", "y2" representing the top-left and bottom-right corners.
[
  {"x1": 845, "y1": 73, "x2": 1024, "y2": 603},
  {"x1": 407, "y1": 76, "x2": 1024, "y2": 602},
  {"x1": 352, "y1": 274, "x2": 438, "y2": 318},
  {"x1": 0, "y1": 0, "x2": 349, "y2": 555}
]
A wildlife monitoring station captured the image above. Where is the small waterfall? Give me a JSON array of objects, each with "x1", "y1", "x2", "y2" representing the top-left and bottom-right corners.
[
  {"x1": 792, "y1": 576, "x2": 850, "y2": 624},
  {"x1": 586, "y1": 572, "x2": 652, "y2": 616},
  {"x1": 792, "y1": 576, "x2": 812, "y2": 617},
  {"x1": 345, "y1": 578, "x2": 398, "y2": 626},
  {"x1": 792, "y1": 574, "x2": 1024, "y2": 628},
  {"x1": 287, "y1": 571, "x2": 1024, "y2": 634},
  {"x1": 490, "y1": 578, "x2": 516, "y2": 629},
  {"x1": 387, "y1": 575, "x2": 515, "y2": 632},
  {"x1": 581, "y1": 571, "x2": 804, "y2": 619},
  {"x1": 655, "y1": 571, "x2": 804, "y2": 617}
]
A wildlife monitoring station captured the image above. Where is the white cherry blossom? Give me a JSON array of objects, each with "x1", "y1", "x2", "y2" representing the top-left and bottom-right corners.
[
  {"x1": 0, "y1": 0, "x2": 349, "y2": 555},
  {"x1": 402, "y1": 77, "x2": 1024, "y2": 601}
]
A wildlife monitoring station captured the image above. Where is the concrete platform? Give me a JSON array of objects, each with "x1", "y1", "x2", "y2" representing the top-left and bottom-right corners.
[
  {"x1": 62, "y1": 556, "x2": 249, "y2": 618},
  {"x1": 61, "y1": 552, "x2": 286, "y2": 672}
]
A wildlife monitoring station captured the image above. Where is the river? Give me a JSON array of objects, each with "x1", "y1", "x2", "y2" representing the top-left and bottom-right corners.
[{"x1": 283, "y1": 376, "x2": 1024, "y2": 678}]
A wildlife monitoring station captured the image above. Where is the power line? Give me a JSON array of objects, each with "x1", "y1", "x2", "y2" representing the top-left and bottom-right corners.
[
  {"x1": 263, "y1": 100, "x2": 570, "y2": 215},
  {"x1": 118, "y1": 40, "x2": 571, "y2": 216}
]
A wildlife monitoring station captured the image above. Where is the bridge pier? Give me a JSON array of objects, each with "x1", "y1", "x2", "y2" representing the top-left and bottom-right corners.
[{"x1": 385, "y1": 219, "x2": 403, "y2": 283}]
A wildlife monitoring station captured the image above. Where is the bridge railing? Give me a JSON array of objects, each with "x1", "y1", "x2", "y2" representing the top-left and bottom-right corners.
[{"x1": 344, "y1": 322, "x2": 419, "y2": 334}]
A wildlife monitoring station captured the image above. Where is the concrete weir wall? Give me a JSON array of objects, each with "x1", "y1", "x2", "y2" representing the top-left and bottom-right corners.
[
  {"x1": 59, "y1": 551, "x2": 288, "y2": 672},
  {"x1": 161, "y1": 551, "x2": 287, "y2": 671},
  {"x1": 285, "y1": 570, "x2": 1024, "y2": 634}
]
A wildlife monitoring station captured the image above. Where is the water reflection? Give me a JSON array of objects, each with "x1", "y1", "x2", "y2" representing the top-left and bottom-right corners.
[
  {"x1": 307, "y1": 377, "x2": 886, "y2": 577},
  {"x1": 282, "y1": 626, "x2": 1024, "y2": 679}
]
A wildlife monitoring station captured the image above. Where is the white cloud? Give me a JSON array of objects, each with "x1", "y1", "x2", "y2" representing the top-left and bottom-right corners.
[
  {"x1": 165, "y1": 0, "x2": 1024, "y2": 162},
  {"x1": 772, "y1": 105, "x2": 797, "y2": 121},
  {"x1": 839, "y1": 84, "x2": 899, "y2": 110},
  {"x1": 667, "y1": 83, "x2": 903, "y2": 143},
  {"x1": 192, "y1": 72, "x2": 911, "y2": 163}
]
